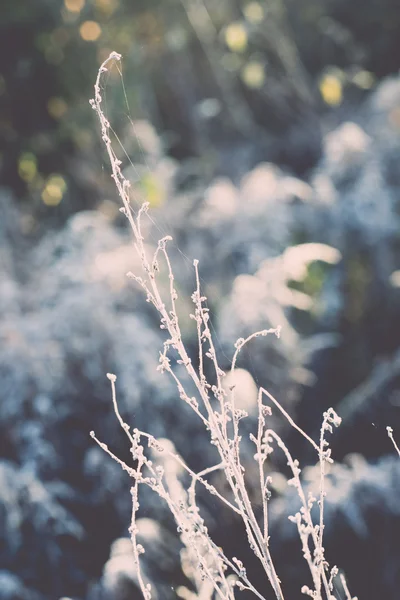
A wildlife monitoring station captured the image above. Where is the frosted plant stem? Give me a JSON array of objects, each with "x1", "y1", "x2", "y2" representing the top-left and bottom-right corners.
[
  {"x1": 91, "y1": 51, "x2": 349, "y2": 600},
  {"x1": 387, "y1": 426, "x2": 400, "y2": 456}
]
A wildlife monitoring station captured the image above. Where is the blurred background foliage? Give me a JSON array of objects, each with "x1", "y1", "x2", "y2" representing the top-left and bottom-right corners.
[
  {"x1": 2, "y1": 1, "x2": 400, "y2": 600},
  {"x1": 2, "y1": 0, "x2": 400, "y2": 223}
]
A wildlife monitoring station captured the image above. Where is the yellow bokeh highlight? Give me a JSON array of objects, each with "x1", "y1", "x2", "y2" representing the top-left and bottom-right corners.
[
  {"x1": 352, "y1": 70, "x2": 375, "y2": 90},
  {"x1": 224, "y1": 23, "x2": 248, "y2": 53},
  {"x1": 18, "y1": 153, "x2": 37, "y2": 183},
  {"x1": 243, "y1": 2, "x2": 264, "y2": 24},
  {"x1": 241, "y1": 61, "x2": 265, "y2": 88},
  {"x1": 47, "y1": 97, "x2": 68, "y2": 119},
  {"x1": 79, "y1": 21, "x2": 102, "y2": 42},
  {"x1": 41, "y1": 175, "x2": 67, "y2": 207},
  {"x1": 64, "y1": 0, "x2": 85, "y2": 12},
  {"x1": 140, "y1": 173, "x2": 164, "y2": 207},
  {"x1": 319, "y1": 74, "x2": 343, "y2": 106}
]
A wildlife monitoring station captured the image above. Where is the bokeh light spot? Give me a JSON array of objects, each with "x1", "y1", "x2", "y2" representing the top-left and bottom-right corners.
[
  {"x1": 18, "y1": 153, "x2": 37, "y2": 183},
  {"x1": 243, "y1": 2, "x2": 264, "y2": 24},
  {"x1": 352, "y1": 70, "x2": 375, "y2": 90},
  {"x1": 80, "y1": 21, "x2": 102, "y2": 42},
  {"x1": 41, "y1": 175, "x2": 67, "y2": 206},
  {"x1": 241, "y1": 61, "x2": 265, "y2": 88},
  {"x1": 224, "y1": 23, "x2": 248, "y2": 53},
  {"x1": 64, "y1": 0, "x2": 85, "y2": 12},
  {"x1": 140, "y1": 173, "x2": 164, "y2": 207},
  {"x1": 319, "y1": 74, "x2": 343, "y2": 106}
]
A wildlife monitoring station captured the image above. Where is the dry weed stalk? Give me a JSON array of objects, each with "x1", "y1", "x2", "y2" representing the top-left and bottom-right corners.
[{"x1": 90, "y1": 52, "x2": 353, "y2": 600}]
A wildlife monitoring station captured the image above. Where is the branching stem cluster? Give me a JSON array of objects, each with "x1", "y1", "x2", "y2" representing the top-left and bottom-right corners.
[{"x1": 90, "y1": 52, "x2": 353, "y2": 600}]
